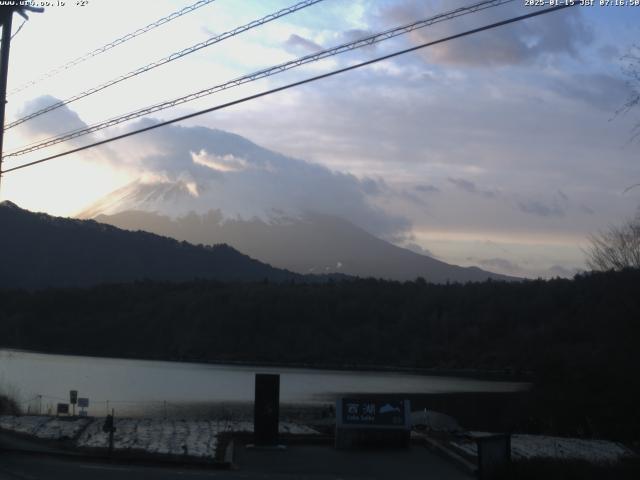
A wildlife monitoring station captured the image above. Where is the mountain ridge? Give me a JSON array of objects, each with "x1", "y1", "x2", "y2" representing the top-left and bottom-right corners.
[
  {"x1": 88, "y1": 203, "x2": 518, "y2": 283},
  {"x1": 0, "y1": 202, "x2": 314, "y2": 289}
]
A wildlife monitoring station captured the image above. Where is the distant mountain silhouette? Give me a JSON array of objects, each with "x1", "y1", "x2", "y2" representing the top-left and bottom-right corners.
[
  {"x1": 81, "y1": 187, "x2": 517, "y2": 283},
  {"x1": 0, "y1": 201, "x2": 305, "y2": 289}
]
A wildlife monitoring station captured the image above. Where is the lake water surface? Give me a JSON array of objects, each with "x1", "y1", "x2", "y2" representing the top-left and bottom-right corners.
[{"x1": 0, "y1": 349, "x2": 528, "y2": 418}]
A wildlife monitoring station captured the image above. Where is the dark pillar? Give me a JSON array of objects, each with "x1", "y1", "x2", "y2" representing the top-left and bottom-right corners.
[{"x1": 254, "y1": 373, "x2": 280, "y2": 445}]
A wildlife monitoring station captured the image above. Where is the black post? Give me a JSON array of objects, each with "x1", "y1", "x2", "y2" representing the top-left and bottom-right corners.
[
  {"x1": 103, "y1": 409, "x2": 116, "y2": 456},
  {"x1": 0, "y1": 7, "x2": 13, "y2": 190},
  {"x1": 254, "y1": 373, "x2": 280, "y2": 446},
  {"x1": 108, "y1": 428, "x2": 114, "y2": 456}
]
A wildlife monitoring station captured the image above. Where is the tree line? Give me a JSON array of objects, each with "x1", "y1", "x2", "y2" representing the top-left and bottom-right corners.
[{"x1": 0, "y1": 269, "x2": 639, "y2": 439}]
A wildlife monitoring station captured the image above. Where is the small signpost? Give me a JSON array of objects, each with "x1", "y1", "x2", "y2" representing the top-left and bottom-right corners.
[
  {"x1": 56, "y1": 403, "x2": 69, "y2": 416},
  {"x1": 69, "y1": 390, "x2": 78, "y2": 416},
  {"x1": 78, "y1": 397, "x2": 89, "y2": 417},
  {"x1": 335, "y1": 398, "x2": 411, "y2": 449}
]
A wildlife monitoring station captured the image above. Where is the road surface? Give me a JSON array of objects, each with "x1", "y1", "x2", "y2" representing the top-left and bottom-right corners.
[{"x1": 0, "y1": 445, "x2": 471, "y2": 479}]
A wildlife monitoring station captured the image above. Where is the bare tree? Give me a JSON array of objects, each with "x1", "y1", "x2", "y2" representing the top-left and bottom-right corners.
[
  {"x1": 619, "y1": 44, "x2": 640, "y2": 140},
  {"x1": 586, "y1": 46, "x2": 640, "y2": 270},
  {"x1": 586, "y1": 214, "x2": 640, "y2": 271}
]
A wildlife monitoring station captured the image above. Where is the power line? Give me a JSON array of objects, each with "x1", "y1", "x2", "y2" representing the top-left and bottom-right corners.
[
  {"x1": 0, "y1": 18, "x2": 28, "y2": 50},
  {"x1": 4, "y1": 0, "x2": 509, "y2": 144},
  {"x1": 10, "y1": 18, "x2": 26, "y2": 40},
  {"x1": 7, "y1": 0, "x2": 217, "y2": 96},
  {"x1": 3, "y1": 0, "x2": 515, "y2": 158},
  {"x1": 0, "y1": 3, "x2": 578, "y2": 176},
  {"x1": 4, "y1": 0, "x2": 512, "y2": 155},
  {"x1": 5, "y1": 0, "x2": 326, "y2": 130}
]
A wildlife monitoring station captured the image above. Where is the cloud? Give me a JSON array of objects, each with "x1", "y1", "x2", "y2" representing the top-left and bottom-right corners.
[
  {"x1": 394, "y1": 183, "x2": 439, "y2": 207},
  {"x1": 415, "y1": 184, "x2": 439, "y2": 194},
  {"x1": 379, "y1": 0, "x2": 593, "y2": 67},
  {"x1": 16, "y1": 95, "x2": 88, "y2": 138},
  {"x1": 283, "y1": 28, "x2": 379, "y2": 58},
  {"x1": 94, "y1": 118, "x2": 412, "y2": 240},
  {"x1": 13, "y1": 97, "x2": 412, "y2": 241},
  {"x1": 557, "y1": 189, "x2": 569, "y2": 202},
  {"x1": 284, "y1": 33, "x2": 323, "y2": 54},
  {"x1": 447, "y1": 177, "x2": 496, "y2": 198},
  {"x1": 598, "y1": 44, "x2": 619, "y2": 61},
  {"x1": 404, "y1": 242, "x2": 437, "y2": 258},
  {"x1": 11, "y1": 95, "x2": 124, "y2": 168},
  {"x1": 517, "y1": 199, "x2": 565, "y2": 218},
  {"x1": 401, "y1": 189, "x2": 428, "y2": 206},
  {"x1": 551, "y1": 73, "x2": 630, "y2": 111},
  {"x1": 191, "y1": 151, "x2": 249, "y2": 172},
  {"x1": 515, "y1": 190, "x2": 573, "y2": 218},
  {"x1": 201, "y1": 26, "x2": 217, "y2": 38},
  {"x1": 580, "y1": 204, "x2": 595, "y2": 215},
  {"x1": 478, "y1": 257, "x2": 524, "y2": 275},
  {"x1": 478, "y1": 258, "x2": 581, "y2": 278},
  {"x1": 340, "y1": 28, "x2": 378, "y2": 51},
  {"x1": 203, "y1": 53, "x2": 639, "y2": 258}
]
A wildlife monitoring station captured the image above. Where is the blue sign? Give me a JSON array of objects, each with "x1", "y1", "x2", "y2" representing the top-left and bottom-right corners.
[{"x1": 338, "y1": 398, "x2": 410, "y2": 429}]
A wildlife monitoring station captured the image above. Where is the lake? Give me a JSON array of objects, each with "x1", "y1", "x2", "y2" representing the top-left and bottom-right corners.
[{"x1": 0, "y1": 349, "x2": 528, "y2": 418}]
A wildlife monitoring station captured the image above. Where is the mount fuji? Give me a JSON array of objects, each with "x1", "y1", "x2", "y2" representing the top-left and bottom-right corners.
[{"x1": 76, "y1": 124, "x2": 515, "y2": 283}]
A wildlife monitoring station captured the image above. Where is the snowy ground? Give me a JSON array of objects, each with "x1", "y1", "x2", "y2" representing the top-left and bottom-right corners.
[
  {"x1": 0, "y1": 415, "x2": 320, "y2": 459},
  {"x1": 0, "y1": 415, "x2": 91, "y2": 440},
  {"x1": 6, "y1": 415, "x2": 631, "y2": 465},
  {"x1": 78, "y1": 418, "x2": 320, "y2": 458},
  {"x1": 451, "y1": 432, "x2": 635, "y2": 464}
]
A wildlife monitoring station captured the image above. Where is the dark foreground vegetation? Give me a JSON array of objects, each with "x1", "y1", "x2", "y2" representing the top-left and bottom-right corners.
[
  {"x1": 0, "y1": 395, "x2": 20, "y2": 415},
  {"x1": 1, "y1": 269, "x2": 639, "y2": 441}
]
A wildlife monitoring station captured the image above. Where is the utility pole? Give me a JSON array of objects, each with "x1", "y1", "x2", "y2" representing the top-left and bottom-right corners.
[
  {"x1": 0, "y1": 4, "x2": 43, "y2": 191},
  {"x1": 0, "y1": 7, "x2": 14, "y2": 191}
]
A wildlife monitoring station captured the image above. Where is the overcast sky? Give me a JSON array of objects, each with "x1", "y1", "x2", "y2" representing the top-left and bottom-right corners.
[{"x1": 1, "y1": 0, "x2": 639, "y2": 278}]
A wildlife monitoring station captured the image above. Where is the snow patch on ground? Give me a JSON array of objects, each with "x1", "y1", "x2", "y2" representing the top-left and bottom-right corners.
[
  {"x1": 451, "y1": 432, "x2": 634, "y2": 464},
  {"x1": 0, "y1": 415, "x2": 90, "y2": 440},
  {"x1": 1, "y1": 415, "x2": 321, "y2": 459},
  {"x1": 77, "y1": 419, "x2": 221, "y2": 457},
  {"x1": 77, "y1": 418, "x2": 321, "y2": 458},
  {"x1": 411, "y1": 410, "x2": 463, "y2": 433}
]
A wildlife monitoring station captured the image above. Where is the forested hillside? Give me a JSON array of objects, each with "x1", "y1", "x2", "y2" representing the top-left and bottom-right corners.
[{"x1": 0, "y1": 201, "x2": 305, "y2": 288}]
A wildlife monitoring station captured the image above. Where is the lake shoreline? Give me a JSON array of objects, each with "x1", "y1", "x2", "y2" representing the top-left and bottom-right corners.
[{"x1": 0, "y1": 346, "x2": 531, "y2": 383}]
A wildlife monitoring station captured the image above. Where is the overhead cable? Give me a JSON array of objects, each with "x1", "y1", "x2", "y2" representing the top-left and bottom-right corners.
[
  {"x1": 3, "y1": 0, "x2": 516, "y2": 158},
  {"x1": 8, "y1": 0, "x2": 218, "y2": 96},
  {"x1": 5, "y1": 0, "x2": 326, "y2": 130},
  {"x1": 1, "y1": 3, "x2": 578, "y2": 175}
]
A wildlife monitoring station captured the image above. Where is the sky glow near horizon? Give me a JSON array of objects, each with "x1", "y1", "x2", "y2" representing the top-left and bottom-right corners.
[{"x1": 1, "y1": 0, "x2": 639, "y2": 278}]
